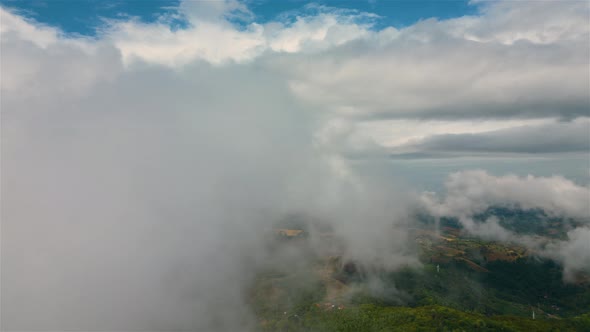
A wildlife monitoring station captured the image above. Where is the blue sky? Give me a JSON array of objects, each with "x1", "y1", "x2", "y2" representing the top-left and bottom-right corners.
[{"x1": 1, "y1": 0, "x2": 478, "y2": 36}]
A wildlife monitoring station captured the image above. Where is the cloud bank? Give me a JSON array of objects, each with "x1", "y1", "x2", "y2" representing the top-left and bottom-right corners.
[
  {"x1": 421, "y1": 170, "x2": 590, "y2": 220},
  {"x1": 393, "y1": 119, "x2": 590, "y2": 155},
  {"x1": 2, "y1": 0, "x2": 588, "y2": 158}
]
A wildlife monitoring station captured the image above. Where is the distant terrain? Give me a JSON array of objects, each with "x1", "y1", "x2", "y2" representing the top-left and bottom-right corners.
[{"x1": 250, "y1": 209, "x2": 590, "y2": 331}]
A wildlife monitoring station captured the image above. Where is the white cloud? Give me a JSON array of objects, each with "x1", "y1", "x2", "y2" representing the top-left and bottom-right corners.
[
  {"x1": 352, "y1": 118, "x2": 554, "y2": 147},
  {"x1": 3, "y1": 0, "x2": 588, "y2": 122},
  {"x1": 420, "y1": 170, "x2": 590, "y2": 280},
  {"x1": 455, "y1": 0, "x2": 590, "y2": 44},
  {"x1": 544, "y1": 227, "x2": 590, "y2": 281},
  {"x1": 286, "y1": 36, "x2": 588, "y2": 120},
  {"x1": 421, "y1": 170, "x2": 590, "y2": 220},
  {"x1": 104, "y1": 18, "x2": 266, "y2": 66},
  {"x1": 0, "y1": 4, "x2": 411, "y2": 330},
  {"x1": 99, "y1": 1, "x2": 375, "y2": 67},
  {"x1": 0, "y1": 7, "x2": 59, "y2": 47},
  {"x1": 282, "y1": 0, "x2": 589, "y2": 121}
]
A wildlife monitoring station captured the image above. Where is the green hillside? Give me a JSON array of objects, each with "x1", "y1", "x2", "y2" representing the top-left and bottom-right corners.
[
  {"x1": 259, "y1": 304, "x2": 590, "y2": 332},
  {"x1": 252, "y1": 221, "x2": 590, "y2": 332}
]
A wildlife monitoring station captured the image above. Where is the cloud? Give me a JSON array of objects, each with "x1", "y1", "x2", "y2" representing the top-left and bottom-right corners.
[
  {"x1": 284, "y1": 0, "x2": 589, "y2": 121},
  {"x1": 462, "y1": 0, "x2": 590, "y2": 44},
  {"x1": 421, "y1": 170, "x2": 590, "y2": 220},
  {"x1": 392, "y1": 118, "x2": 590, "y2": 155},
  {"x1": 420, "y1": 170, "x2": 590, "y2": 280},
  {"x1": 287, "y1": 35, "x2": 588, "y2": 121},
  {"x1": 544, "y1": 227, "x2": 590, "y2": 281},
  {"x1": 1, "y1": 5, "x2": 413, "y2": 331},
  {"x1": 1, "y1": 57, "x2": 308, "y2": 331},
  {"x1": 96, "y1": 1, "x2": 376, "y2": 67},
  {"x1": 0, "y1": 6, "x2": 59, "y2": 47},
  {"x1": 3, "y1": 0, "x2": 588, "y2": 121}
]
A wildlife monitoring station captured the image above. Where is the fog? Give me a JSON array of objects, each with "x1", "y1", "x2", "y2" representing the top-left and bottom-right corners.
[{"x1": 1, "y1": 30, "x2": 413, "y2": 332}]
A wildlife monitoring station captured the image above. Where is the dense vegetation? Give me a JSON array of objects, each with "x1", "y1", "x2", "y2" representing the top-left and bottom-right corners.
[
  {"x1": 474, "y1": 207, "x2": 584, "y2": 239},
  {"x1": 335, "y1": 259, "x2": 590, "y2": 316},
  {"x1": 252, "y1": 258, "x2": 590, "y2": 331},
  {"x1": 259, "y1": 304, "x2": 590, "y2": 331}
]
